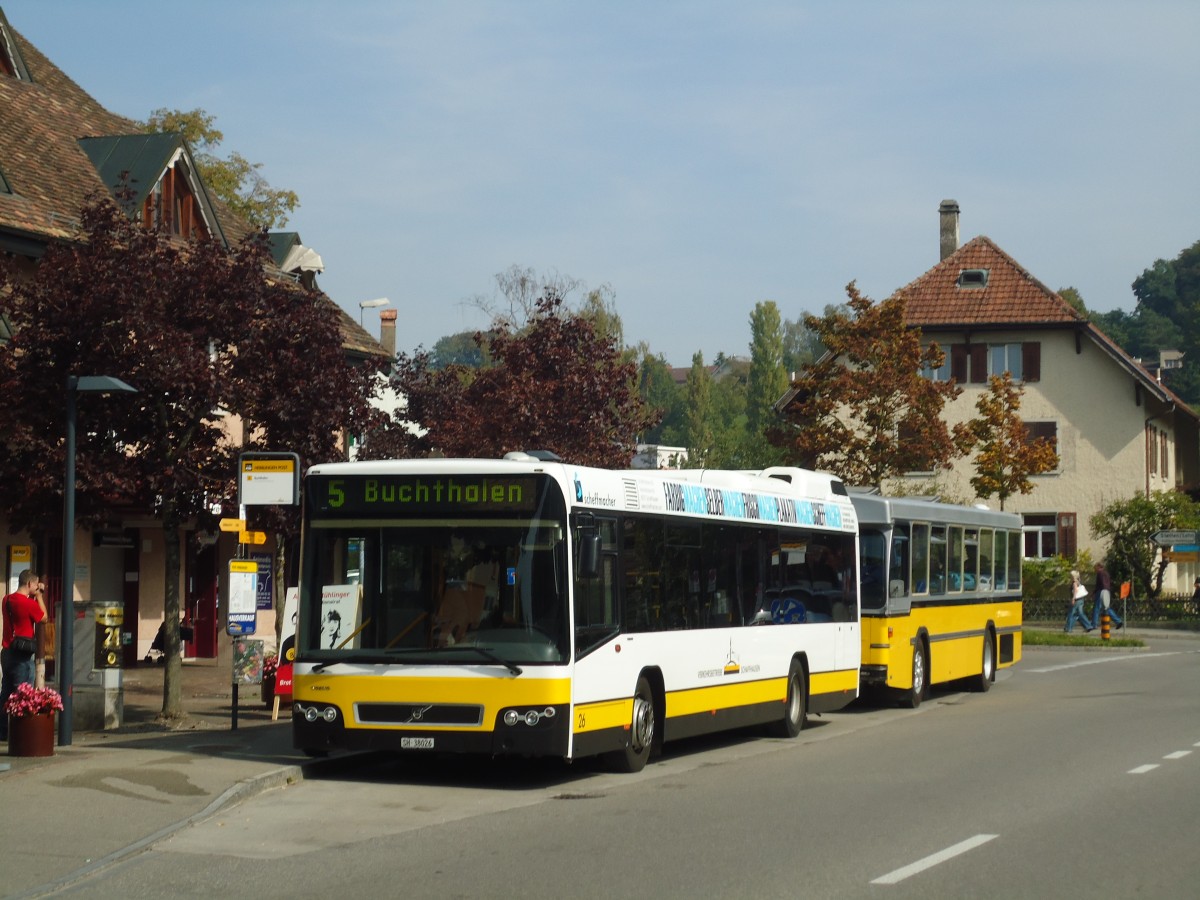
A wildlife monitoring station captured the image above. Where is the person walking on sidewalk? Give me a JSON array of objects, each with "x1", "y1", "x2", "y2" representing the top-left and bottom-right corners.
[
  {"x1": 1, "y1": 569, "x2": 48, "y2": 740},
  {"x1": 1092, "y1": 562, "x2": 1123, "y2": 630},
  {"x1": 1064, "y1": 569, "x2": 1093, "y2": 633}
]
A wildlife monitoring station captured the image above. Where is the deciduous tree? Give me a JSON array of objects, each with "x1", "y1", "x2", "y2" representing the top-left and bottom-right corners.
[
  {"x1": 770, "y1": 283, "x2": 968, "y2": 487},
  {"x1": 746, "y1": 302, "x2": 789, "y2": 438},
  {"x1": 683, "y1": 352, "x2": 715, "y2": 468},
  {"x1": 964, "y1": 373, "x2": 1059, "y2": 509},
  {"x1": 1091, "y1": 491, "x2": 1200, "y2": 597},
  {"x1": 367, "y1": 293, "x2": 656, "y2": 467},
  {"x1": 143, "y1": 108, "x2": 299, "y2": 229},
  {"x1": 0, "y1": 196, "x2": 383, "y2": 719}
]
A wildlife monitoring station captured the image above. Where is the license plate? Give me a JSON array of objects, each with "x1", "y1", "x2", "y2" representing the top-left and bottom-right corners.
[{"x1": 401, "y1": 737, "x2": 434, "y2": 750}]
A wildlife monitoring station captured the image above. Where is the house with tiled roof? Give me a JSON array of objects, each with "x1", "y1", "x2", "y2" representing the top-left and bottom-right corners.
[
  {"x1": 0, "y1": 7, "x2": 386, "y2": 684},
  {"x1": 887, "y1": 201, "x2": 1199, "y2": 583}
]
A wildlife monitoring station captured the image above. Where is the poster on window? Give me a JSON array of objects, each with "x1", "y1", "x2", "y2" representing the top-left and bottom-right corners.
[{"x1": 319, "y1": 584, "x2": 362, "y2": 650}]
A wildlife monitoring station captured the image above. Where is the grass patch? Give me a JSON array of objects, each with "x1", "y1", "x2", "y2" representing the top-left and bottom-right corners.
[{"x1": 1024, "y1": 627, "x2": 1144, "y2": 648}]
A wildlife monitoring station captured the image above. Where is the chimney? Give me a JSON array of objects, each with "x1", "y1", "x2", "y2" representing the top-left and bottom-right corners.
[
  {"x1": 379, "y1": 308, "x2": 397, "y2": 358},
  {"x1": 939, "y1": 199, "x2": 960, "y2": 260}
]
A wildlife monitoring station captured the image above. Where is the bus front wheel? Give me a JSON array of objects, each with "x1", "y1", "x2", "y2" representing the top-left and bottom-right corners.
[
  {"x1": 901, "y1": 641, "x2": 927, "y2": 709},
  {"x1": 608, "y1": 676, "x2": 655, "y2": 773},
  {"x1": 769, "y1": 660, "x2": 807, "y2": 738}
]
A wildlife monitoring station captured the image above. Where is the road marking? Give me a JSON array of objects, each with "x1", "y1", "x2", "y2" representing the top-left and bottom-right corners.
[
  {"x1": 1025, "y1": 650, "x2": 1193, "y2": 674},
  {"x1": 1129, "y1": 764, "x2": 1159, "y2": 774},
  {"x1": 871, "y1": 834, "x2": 998, "y2": 885},
  {"x1": 1163, "y1": 750, "x2": 1191, "y2": 760}
]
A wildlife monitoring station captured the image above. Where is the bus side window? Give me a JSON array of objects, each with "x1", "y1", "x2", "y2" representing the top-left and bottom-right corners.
[{"x1": 890, "y1": 524, "x2": 910, "y2": 598}]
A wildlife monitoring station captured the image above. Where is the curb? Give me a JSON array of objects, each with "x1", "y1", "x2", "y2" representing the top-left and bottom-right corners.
[{"x1": 14, "y1": 762, "x2": 306, "y2": 899}]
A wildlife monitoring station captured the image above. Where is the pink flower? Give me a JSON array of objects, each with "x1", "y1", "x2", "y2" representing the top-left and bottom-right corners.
[{"x1": 3, "y1": 683, "x2": 64, "y2": 718}]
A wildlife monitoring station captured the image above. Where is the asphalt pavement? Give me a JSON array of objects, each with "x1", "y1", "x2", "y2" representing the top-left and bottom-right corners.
[
  {"x1": 2, "y1": 626, "x2": 1197, "y2": 898},
  {"x1": 0, "y1": 659, "x2": 341, "y2": 899}
]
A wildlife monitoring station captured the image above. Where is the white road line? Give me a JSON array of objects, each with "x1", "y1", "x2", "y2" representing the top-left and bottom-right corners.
[
  {"x1": 1129, "y1": 764, "x2": 1159, "y2": 774},
  {"x1": 1025, "y1": 650, "x2": 1192, "y2": 673},
  {"x1": 871, "y1": 834, "x2": 998, "y2": 885},
  {"x1": 1163, "y1": 750, "x2": 1191, "y2": 760}
]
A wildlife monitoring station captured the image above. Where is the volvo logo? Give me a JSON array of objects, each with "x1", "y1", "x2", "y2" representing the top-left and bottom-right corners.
[{"x1": 406, "y1": 705, "x2": 433, "y2": 724}]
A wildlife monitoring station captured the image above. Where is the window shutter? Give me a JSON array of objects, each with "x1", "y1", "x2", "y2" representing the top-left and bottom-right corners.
[
  {"x1": 1022, "y1": 342, "x2": 1041, "y2": 382},
  {"x1": 969, "y1": 344, "x2": 988, "y2": 383},
  {"x1": 1057, "y1": 513, "x2": 1077, "y2": 559},
  {"x1": 950, "y1": 344, "x2": 968, "y2": 384}
]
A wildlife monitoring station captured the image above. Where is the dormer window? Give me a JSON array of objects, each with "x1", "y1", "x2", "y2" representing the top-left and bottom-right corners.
[
  {"x1": 0, "y1": 164, "x2": 11, "y2": 195},
  {"x1": 0, "y1": 10, "x2": 33, "y2": 82},
  {"x1": 957, "y1": 269, "x2": 989, "y2": 289}
]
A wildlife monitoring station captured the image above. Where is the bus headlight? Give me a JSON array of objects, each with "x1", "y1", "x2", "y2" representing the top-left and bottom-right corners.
[
  {"x1": 296, "y1": 702, "x2": 339, "y2": 724},
  {"x1": 502, "y1": 707, "x2": 556, "y2": 727}
]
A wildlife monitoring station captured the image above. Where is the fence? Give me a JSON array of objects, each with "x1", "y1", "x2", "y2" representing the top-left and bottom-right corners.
[{"x1": 1024, "y1": 592, "x2": 1200, "y2": 625}]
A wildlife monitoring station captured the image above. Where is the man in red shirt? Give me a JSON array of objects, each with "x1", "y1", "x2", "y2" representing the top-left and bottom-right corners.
[{"x1": 1, "y1": 569, "x2": 48, "y2": 741}]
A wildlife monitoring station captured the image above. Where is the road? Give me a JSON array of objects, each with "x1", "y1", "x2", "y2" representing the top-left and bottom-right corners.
[{"x1": 47, "y1": 637, "x2": 1200, "y2": 899}]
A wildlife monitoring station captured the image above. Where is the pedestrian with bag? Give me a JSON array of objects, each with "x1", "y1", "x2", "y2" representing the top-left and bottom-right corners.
[
  {"x1": 1, "y1": 569, "x2": 48, "y2": 741},
  {"x1": 1092, "y1": 562, "x2": 1123, "y2": 631},
  {"x1": 1064, "y1": 569, "x2": 1093, "y2": 633}
]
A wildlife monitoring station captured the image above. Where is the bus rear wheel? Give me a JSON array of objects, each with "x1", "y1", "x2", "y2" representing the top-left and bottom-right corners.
[
  {"x1": 607, "y1": 676, "x2": 655, "y2": 773},
  {"x1": 769, "y1": 660, "x2": 807, "y2": 737},
  {"x1": 901, "y1": 641, "x2": 927, "y2": 709},
  {"x1": 971, "y1": 630, "x2": 995, "y2": 693}
]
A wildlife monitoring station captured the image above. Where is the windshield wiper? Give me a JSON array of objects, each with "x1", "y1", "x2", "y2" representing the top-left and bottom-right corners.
[{"x1": 458, "y1": 646, "x2": 523, "y2": 676}]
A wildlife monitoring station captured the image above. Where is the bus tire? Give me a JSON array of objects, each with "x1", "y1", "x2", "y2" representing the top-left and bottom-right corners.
[
  {"x1": 971, "y1": 629, "x2": 995, "y2": 693},
  {"x1": 607, "y1": 676, "x2": 655, "y2": 773},
  {"x1": 901, "y1": 640, "x2": 927, "y2": 709},
  {"x1": 769, "y1": 660, "x2": 807, "y2": 738}
]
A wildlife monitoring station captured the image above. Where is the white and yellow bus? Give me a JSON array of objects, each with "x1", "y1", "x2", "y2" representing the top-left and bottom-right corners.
[
  {"x1": 851, "y1": 494, "x2": 1022, "y2": 707},
  {"x1": 292, "y1": 454, "x2": 860, "y2": 771}
]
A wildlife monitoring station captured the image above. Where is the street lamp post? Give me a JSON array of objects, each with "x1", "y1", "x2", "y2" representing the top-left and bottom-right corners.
[
  {"x1": 358, "y1": 297, "x2": 390, "y2": 327},
  {"x1": 60, "y1": 375, "x2": 138, "y2": 746}
]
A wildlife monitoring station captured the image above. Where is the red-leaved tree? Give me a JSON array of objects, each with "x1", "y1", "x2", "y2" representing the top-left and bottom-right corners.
[
  {"x1": 0, "y1": 195, "x2": 385, "y2": 718},
  {"x1": 364, "y1": 293, "x2": 657, "y2": 467}
]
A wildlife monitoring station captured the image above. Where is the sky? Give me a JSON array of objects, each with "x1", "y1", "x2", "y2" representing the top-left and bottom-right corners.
[{"x1": 8, "y1": 1, "x2": 1199, "y2": 365}]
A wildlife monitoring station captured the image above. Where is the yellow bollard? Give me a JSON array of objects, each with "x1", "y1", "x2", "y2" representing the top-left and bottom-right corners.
[{"x1": 1101, "y1": 610, "x2": 1110, "y2": 641}]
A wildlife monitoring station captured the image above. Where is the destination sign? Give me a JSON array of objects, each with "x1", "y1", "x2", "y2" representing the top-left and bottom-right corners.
[{"x1": 309, "y1": 474, "x2": 543, "y2": 516}]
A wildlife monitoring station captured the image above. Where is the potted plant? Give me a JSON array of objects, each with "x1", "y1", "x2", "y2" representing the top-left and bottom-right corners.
[{"x1": 5, "y1": 683, "x2": 63, "y2": 757}]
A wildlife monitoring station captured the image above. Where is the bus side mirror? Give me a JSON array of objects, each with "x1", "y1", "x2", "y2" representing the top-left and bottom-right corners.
[{"x1": 578, "y1": 531, "x2": 601, "y2": 578}]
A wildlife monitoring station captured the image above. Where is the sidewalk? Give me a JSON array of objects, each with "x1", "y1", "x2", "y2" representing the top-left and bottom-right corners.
[{"x1": 1, "y1": 660, "x2": 335, "y2": 899}]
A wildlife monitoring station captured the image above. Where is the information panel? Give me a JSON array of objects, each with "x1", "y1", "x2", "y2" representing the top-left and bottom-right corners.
[
  {"x1": 227, "y1": 560, "x2": 258, "y2": 636},
  {"x1": 238, "y1": 452, "x2": 300, "y2": 506}
]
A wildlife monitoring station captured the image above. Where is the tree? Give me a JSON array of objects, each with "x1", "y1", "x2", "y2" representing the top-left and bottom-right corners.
[
  {"x1": 745, "y1": 302, "x2": 789, "y2": 437},
  {"x1": 0, "y1": 196, "x2": 383, "y2": 719},
  {"x1": 367, "y1": 293, "x2": 656, "y2": 467},
  {"x1": 1090, "y1": 491, "x2": 1200, "y2": 598},
  {"x1": 430, "y1": 330, "x2": 487, "y2": 369},
  {"x1": 142, "y1": 108, "x2": 299, "y2": 229},
  {"x1": 770, "y1": 283, "x2": 968, "y2": 486},
  {"x1": 1057, "y1": 286, "x2": 1088, "y2": 315},
  {"x1": 964, "y1": 373, "x2": 1059, "y2": 509},
  {"x1": 683, "y1": 353, "x2": 715, "y2": 468},
  {"x1": 781, "y1": 315, "x2": 823, "y2": 377},
  {"x1": 637, "y1": 352, "x2": 685, "y2": 445}
]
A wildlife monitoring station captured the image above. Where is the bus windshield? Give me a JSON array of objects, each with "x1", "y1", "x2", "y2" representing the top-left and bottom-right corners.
[{"x1": 299, "y1": 473, "x2": 570, "y2": 665}]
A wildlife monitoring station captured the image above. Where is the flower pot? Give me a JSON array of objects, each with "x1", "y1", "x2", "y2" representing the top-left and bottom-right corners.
[
  {"x1": 262, "y1": 678, "x2": 275, "y2": 707},
  {"x1": 8, "y1": 711, "x2": 55, "y2": 757}
]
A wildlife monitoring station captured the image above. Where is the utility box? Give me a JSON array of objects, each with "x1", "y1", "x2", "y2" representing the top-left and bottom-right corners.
[{"x1": 73, "y1": 602, "x2": 124, "y2": 731}]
